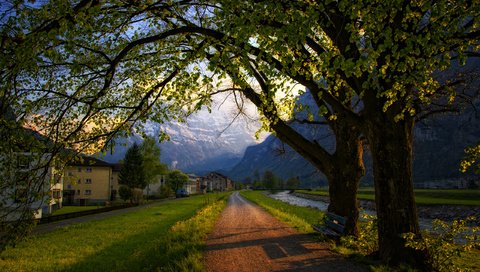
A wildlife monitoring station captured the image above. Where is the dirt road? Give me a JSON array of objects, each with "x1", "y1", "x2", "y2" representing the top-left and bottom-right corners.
[{"x1": 204, "y1": 192, "x2": 365, "y2": 271}]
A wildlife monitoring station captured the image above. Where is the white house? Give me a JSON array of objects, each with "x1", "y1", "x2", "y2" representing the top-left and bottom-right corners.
[{"x1": 0, "y1": 151, "x2": 63, "y2": 221}]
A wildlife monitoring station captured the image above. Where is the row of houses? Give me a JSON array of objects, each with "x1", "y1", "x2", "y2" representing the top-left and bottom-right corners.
[
  {"x1": 2, "y1": 148, "x2": 235, "y2": 221},
  {"x1": 63, "y1": 156, "x2": 234, "y2": 205}
]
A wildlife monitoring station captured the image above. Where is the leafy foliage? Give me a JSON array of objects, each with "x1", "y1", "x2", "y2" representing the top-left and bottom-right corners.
[
  {"x1": 403, "y1": 217, "x2": 480, "y2": 272},
  {"x1": 166, "y1": 170, "x2": 189, "y2": 192},
  {"x1": 140, "y1": 136, "x2": 167, "y2": 184},
  {"x1": 2, "y1": 0, "x2": 479, "y2": 265},
  {"x1": 118, "y1": 185, "x2": 132, "y2": 203},
  {"x1": 340, "y1": 214, "x2": 379, "y2": 255},
  {"x1": 158, "y1": 185, "x2": 174, "y2": 199},
  {"x1": 461, "y1": 143, "x2": 480, "y2": 174}
]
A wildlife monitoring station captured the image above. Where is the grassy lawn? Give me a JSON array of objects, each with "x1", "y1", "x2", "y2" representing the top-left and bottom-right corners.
[
  {"x1": 297, "y1": 188, "x2": 480, "y2": 206},
  {"x1": 50, "y1": 206, "x2": 102, "y2": 216},
  {"x1": 0, "y1": 193, "x2": 229, "y2": 272},
  {"x1": 240, "y1": 190, "x2": 323, "y2": 234}
]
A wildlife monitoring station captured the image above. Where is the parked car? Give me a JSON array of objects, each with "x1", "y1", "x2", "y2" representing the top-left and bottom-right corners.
[{"x1": 175, "y1": 189, "x2": 189, "y2": 198}]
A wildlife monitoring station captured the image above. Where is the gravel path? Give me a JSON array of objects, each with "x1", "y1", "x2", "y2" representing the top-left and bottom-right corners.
[{"x1": 204, "y1": 192, "x2": 366, "y2": 272}]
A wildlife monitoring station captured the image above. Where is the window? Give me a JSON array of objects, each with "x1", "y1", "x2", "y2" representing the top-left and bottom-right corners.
[
  {"x1": 85, "y1": 190, "x2": 91, "y2": 195},
  {"x1": 77, "y1": 167, "x2": 82, "y2": 172},
  {"x1": 85, "y1": 178, "x2": 92, "y2": 184},
  {"x1": 85, "y1": 167, "x2": 92, "y2": 173},
  {"x1": 68, "y1": 171, "x2": 73, "y2": 176},
  {"x1": 67, "y1": 184, "x2": 72, "y2": 189},
  {"x1": 77, "y1": 178, "x2": 81, "y2": 184},
  {"x1": 77, "y1": 190, "x2": 80, "y2": 195}
]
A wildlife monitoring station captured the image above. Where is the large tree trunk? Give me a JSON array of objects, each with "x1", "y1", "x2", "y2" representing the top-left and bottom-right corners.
[
  {"x1": 324, "y1": 124, "x2": 364, "y2": 236},
  {"x1": 241, "y1": 86, "x2": 364, "y2": 237},
  {"x1": 270, "y1": 120, "x2": 364, "y2": 237},
  {"x1": 366, "y1": 113, "x2": 427, "y2": 267}
]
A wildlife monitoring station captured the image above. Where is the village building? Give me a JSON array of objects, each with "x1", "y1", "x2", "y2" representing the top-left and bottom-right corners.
[
  {"x1": 201, "y1": 172, "x2": 234, "y2": 192},
  {"x1": 63, "y1": 156, "x2": 114, "y2": 206},
  {"x1": 144, "y1": 175, "x2": 167, "y2": 198},
  {"x1": 0, "y1": 152, "x2": 64, "y2": 220},
  {"x1": 185, "y1": 174, "x2": 200, "y2": 195},
  {"x1": 0, "y1": 125, "x2": 64, "y2": 220}
]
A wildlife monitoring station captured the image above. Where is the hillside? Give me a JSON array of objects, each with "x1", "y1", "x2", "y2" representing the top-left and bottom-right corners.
[{"x1": 228, "y1": 97, "x2": 480, "y2": 187}]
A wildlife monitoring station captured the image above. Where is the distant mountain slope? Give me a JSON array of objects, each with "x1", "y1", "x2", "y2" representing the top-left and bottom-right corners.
[
  {"x1": 98, "y1": 110, "x2": 262, "y2": 175},
  {"x1": 228, "y1": 91, "x2": 333, "y2": 186},
  {"x1": 228, "y1": 97, "x2": 480, "y2": 187}
]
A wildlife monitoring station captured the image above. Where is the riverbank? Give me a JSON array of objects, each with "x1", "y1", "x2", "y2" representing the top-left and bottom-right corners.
[{"x1": 292, "y1": 192, "x2": 480, "y2": 223}]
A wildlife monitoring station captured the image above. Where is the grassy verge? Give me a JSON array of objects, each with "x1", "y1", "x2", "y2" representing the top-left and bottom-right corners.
[
  {"x1": 240, "y1": 190, "x2": 323, "y2": 234},
  {"x1": 242, "y1": 190, "x2": 480, "y2": 271},
  {"x1": 0, "y1": 193, "x2": 229, "y2": 272},
  {"x1": 297, "y1": 188, "x2": 480, "y2": 206}
]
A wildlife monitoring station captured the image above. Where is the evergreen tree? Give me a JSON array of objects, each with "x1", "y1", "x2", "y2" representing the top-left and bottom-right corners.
[{"x1": 119, "y1": 143, "x2": 146, "y2": 190}]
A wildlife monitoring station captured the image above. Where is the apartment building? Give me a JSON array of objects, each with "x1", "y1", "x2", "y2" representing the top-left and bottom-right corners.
[{"x1": 63, "y1": 156, "x2": 113, "y2": 205}]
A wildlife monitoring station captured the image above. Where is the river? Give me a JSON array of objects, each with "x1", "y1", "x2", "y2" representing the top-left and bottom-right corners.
[{"x1": 268, "y1": 191, "x2": 432, "y2": 230}]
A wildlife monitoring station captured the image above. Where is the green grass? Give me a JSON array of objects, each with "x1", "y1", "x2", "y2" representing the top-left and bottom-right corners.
[
  {"x1": 0, "y1": 193, "x2": 229, "y2": 272},
  {"x1": 50, "y1": 206, "x2": 102, "y2": 215},
  {"x1": 242, "y1": 190, "x2": 480, "y2": 271},
  {"x1": 240, "y1": 190, "x2": 323, "y2": 234},
  {"x1": 297, "y1": 188, "x2": 480, "y2": 206}
]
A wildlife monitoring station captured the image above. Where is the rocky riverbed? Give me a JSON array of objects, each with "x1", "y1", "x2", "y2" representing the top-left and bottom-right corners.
[{"x1": 292, "y1": 192, "x2": 480, "y2": 224}]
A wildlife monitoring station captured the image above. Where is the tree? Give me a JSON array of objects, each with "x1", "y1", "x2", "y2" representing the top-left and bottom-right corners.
[
  {"x1": 119, "y1": 143, "x2": 146, "y2": 203},
  {"x1": 118, "y1": 185, "x2": 132, "y2": 203},
  {"x1": 243, "y1": 177, "x2": 252, "y2": 187},
  {"x1": 188, "y1": 1, "x2": 479, "y2": 266},
  {"x1": 263, "y1": 170, "x2": 278, "y2": 191},
  {"x1": 140, "y1": 136, "x2": 167, "y2": 185},
  {"x1": 166, "y1": 170, "x2": 189, "y2": 193},
  {"x1": 286, "y1": 177, "x2": 300, "y2": 189},
  {"x1": 2, "y1": 0, "x2": 479, "y2": 267}
]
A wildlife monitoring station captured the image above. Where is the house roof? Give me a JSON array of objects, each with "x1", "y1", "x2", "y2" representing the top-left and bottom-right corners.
[
  {"x1": 111, "y1": 163, "x2": 123, "y2": 172},
  {"x1": 208, "y1": 172, "x2": 230, "y2": 179},
  {"x1": 67, "y1": 155, "x2": 112, "y2": 167}
]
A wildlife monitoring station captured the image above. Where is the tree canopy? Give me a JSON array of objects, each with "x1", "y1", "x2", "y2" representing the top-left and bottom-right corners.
[
  {"x1": 140, "y1": 135, "x2": 167, "y2": 185},
  {"x1": 166, "y1": 170, "x2": 189, "y2": 193},
  {"x1": 1, "y1": 0, "x2": 479, "y2": 267}
]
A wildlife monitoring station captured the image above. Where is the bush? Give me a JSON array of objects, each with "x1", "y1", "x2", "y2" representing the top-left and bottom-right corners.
[
  {"x1": 158, "y1": 185, "x2": 174, "y2": 199},
  {"x1": 118, "y1": 185, "x2": 132, "y2": 202},
  {"x1": 340, "y1": 213, "x2": 378, "y2": 255},
  {"x1": 403, "y1": 216, "x2": 480, "y2": 272}
]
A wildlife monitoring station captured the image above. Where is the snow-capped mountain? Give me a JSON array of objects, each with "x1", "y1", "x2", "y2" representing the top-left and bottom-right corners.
[{"x1": 99, "y1": 97, "x2": 264, "y2": 175}]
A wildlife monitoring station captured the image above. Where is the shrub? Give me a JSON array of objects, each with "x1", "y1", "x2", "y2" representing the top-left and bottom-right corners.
[
  {"x1": 158, "y1": 185, "x2": 174, "y2": 199},
  {"x1": 340, "y1": 213, "x2": 378, "y2": 255},
  {"x1": 118, "y1": 185, "x2": 132, "y2": 202},
  {"x1": 403, "y1": 216, "x2": 480, "y2": 272}
]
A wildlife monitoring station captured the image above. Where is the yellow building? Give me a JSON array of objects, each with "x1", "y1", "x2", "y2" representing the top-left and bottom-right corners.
[{"x1": 63, "y1": 156, "x2": 114, "y2": 205}]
